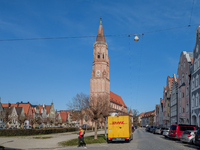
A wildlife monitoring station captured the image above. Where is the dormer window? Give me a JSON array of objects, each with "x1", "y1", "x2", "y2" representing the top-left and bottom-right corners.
[{"x1": 97, "y1": 53, "x2": 100, "y2": 59}]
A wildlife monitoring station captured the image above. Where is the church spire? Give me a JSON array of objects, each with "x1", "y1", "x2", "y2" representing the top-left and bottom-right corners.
[{"x1": 96, "y1": 17, "x2": 105, "y2": 42}]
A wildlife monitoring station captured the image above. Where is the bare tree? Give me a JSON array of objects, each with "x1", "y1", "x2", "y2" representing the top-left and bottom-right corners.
[
  {"x1": 86, "y1": 94, "x2": 109, "y2": 139},
  {"x1": 132, "y1": 109, "x2": 139, "y2": 126},
  {"x1": 3, "y1": 108, "x2": 11, "y2": 128},
  {"x1": 67, "y1": 93, "x2": 90, "y2": 126},
  {"x1": 18, "y1": 114, "x2": 26, "y2": 128}
]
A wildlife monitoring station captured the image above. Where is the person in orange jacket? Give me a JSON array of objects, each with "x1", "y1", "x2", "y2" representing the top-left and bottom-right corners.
[{"x1": 78, "y1": 127, "x2": 86, "y2": 147}]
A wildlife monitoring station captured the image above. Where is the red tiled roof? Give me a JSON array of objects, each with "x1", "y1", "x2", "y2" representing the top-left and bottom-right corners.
[
  {"x1": 139, "y1": 112, "x2": 145, "y2": 117},
  {"x1": 110, "y1": 91, "x2": 127, "y2": 108},
  {"x1": 141, "y1": 110, "x2": 155, "y2": 118},
  {"x1": 168, "y1": 76, "x2": 173, "y2": 89},
  {"x1": 18, "y1": 104, "x2": 31, "y2": 115},
  {"x1": 45, "y1": 105, "x2": 51, "y2": 114},
  {"x1": 60, "y1": 111, "x2": 69, "y2": 122},
  {"x1": 2, "y1": 103, "x2": 31, "y2": 115},
  {"x1": 37, "y1": 105, "x2": 44, "y2": 114}
]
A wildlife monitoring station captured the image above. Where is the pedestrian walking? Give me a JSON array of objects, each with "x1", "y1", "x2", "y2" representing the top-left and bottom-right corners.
[{"x1": 78, "y1": 127, "x2": 86, "y2": 148}]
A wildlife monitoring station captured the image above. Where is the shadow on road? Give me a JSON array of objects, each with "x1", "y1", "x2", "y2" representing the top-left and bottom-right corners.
[{"x1": 159, "y1": 136, "x2": 199, "y2": 149}]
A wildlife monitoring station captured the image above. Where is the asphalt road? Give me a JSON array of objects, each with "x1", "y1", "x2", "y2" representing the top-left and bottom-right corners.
[{"x1": 56, "y1": 128, "x2": 200, "y2": 150}]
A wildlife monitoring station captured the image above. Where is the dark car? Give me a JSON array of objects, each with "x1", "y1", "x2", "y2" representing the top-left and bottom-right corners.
[
  {"x1": 195, "y1": 129, "x2": 200, "y2": 146},
  {"x1": 152, "y1": 126, "x2": 157, "y2": 134},
  {"x1": 146, "y1": 126, "x2": 150, "y2": 132}
]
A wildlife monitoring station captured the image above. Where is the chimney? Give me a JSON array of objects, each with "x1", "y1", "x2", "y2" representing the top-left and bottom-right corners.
[
  {"x1": 8, "y1": 103, "x2": 11, "y2": 108},
  {"x1": 16, "y1": 102, "x2": 19, "y2": 107}
]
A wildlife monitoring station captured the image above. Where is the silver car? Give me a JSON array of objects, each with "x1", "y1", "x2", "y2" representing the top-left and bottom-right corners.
[
  {"x1": 180, "y1": 130, "x2": 196, "y2": 144},
  {"x1": 163, "y1": 128, "x2": 169, "y2": 137},
  {"x1": 155, "y1": 127, "x2": 162, "y2": 134}
]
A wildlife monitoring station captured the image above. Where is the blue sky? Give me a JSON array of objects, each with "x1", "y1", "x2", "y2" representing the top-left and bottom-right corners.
[{"x1": 0, "y1": 0, "x2": 200, "y2": 114}]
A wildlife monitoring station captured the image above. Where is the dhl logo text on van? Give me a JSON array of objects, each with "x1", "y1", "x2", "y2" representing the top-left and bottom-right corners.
[{"x1": 111, "y1": 121, "x2": 127, "y2": 125}]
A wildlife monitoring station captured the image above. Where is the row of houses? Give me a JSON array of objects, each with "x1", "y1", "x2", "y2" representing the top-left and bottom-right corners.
[
  {"x1": 0, "y1": 99, "x2": 75, "y2": 128},
  {"x1": 140, "y1": 26, "x2": 200, "y2": 128}
]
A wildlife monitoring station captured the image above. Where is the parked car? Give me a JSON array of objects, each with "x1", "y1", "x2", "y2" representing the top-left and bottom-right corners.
[
  {"x1": 81, "y1": 124, "x2": 90, "y2": 128},
  {"x1": 180, "y1": 130, "x2": 196, "y2": 144},
  {"x1": 161, "y1": 127, "x2": 168, "y2": 135},
  {"x1": 146, "y1": 126, "x2": 151, "y2": 132},
  {"x1": 163, "y1": 128, "x2": 170, "y2": 138},
  {"x1": 169, "y1": 124, "x2": 197, "y2": 140},
  {"x1": 152, "y1": 126, "x2": 158, "y2": 134},
  {"x1": 150, "y1": 126, "x2": 157, "y2": 133},
  {"x1": 195, "y1": 128, "x2": 200, "y2": 147},
  {"x1": 132, "y1": 126, "x2": 136, "y2": 132},
  {"x1": 155, "y1": 127, "x2": 162, "y2": 134}
]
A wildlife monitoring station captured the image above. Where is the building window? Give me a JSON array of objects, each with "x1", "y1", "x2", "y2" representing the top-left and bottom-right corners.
[
  {"x1": 196, "y1": 94, "x2": 198, "y2": 107},
  {"x1": 103, "y1": 54, "x2": 104, "y2": 59},
  {"x1": 97, "y1": 53, "x2": 100, "y2": 59},
  {"x1": 196, "y1": 75, "x2": 199, "y2": 87},
  {"x1": 186, "y1": 103, "x2": 189, "y2": 113},
  {"x1": 182, "y1": 92, "x2": 184, "y2": 98},
  {"x1": 186, "y1": 86, "x2": 189, "y2": 96},
  {"x1": 186, "y1": 73, "x2": 188, "y2": 81},
  {"x1": 182, "y1": 74, "x2": 184, "y2": 83},
  {"x1": 183, "y1": 108, "x2": 185, "y2": 113},
  {"x1": 184, "y1": 61, "x2": 185, "y2": 68},
  {"x1": 192, "y1": 78, "x2": 195, "y2": 89},
  {"x1": 179, "y1": 106, "x2": 181, "y2": 114}
]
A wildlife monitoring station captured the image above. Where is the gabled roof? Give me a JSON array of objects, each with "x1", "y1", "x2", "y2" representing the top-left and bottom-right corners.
[
  {"x1": 141, "y1": 110, "x2": 155, "y2": 118},
  {"x1": 60, "y1": 111, "x2": 69, "y2": 122},
  {"x1": 15, "y1": 107, "x2": 23, "y2": 116},
  {"x1": 45, "y1": 105, "x2": 51, "y2": 114},
  {"x1": 139, "y1": 112, "x2": 145, "y2": 117},
  {"x1": 17, "y1": 104, "x2": 31, "y2": 115},
  {"x1": 2, "y1": 103, "x2": 31, "y2": 115},
  {"x1": 110, "y1": 91, "x2": 127, "y2": 108}
]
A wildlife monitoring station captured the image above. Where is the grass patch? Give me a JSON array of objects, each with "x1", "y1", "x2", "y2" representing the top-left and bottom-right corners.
[
  {"x1": 58, "y1": 134, "x2": 106, "y2": 146},
  {"x1": 33, "y1": 136, "x2": 52, "y2": 139}
]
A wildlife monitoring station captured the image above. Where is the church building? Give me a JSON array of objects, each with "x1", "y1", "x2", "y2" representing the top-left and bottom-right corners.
[{"x1": 90, "y1": 18, "x2": 130, "y2": 116}]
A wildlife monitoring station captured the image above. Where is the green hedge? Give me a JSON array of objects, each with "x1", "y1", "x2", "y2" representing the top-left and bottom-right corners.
[{"x1": 0, "y1": 127, "x2": 80, "y2": 136}]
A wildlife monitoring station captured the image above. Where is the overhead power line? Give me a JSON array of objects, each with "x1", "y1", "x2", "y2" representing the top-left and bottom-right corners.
[{"x1": 0, "y1": 24, "x2": 200, "y2": 42}]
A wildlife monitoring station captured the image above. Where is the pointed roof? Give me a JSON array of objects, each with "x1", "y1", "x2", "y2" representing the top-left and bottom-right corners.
[
  {"x1": 110, "y1": 91, "x2": 127, "y2": 108},
  {"x1": 96, "y1": 17, "x2": 106, "y2": 42}
]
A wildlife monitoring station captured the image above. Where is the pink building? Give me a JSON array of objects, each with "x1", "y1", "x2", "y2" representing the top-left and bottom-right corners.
[{"x1": 177, "y1": 51, "x2": 193, "y2": 124}]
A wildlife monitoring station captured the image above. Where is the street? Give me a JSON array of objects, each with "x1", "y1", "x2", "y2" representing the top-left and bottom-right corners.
[{"x1": 58, "y1": 128, "x2": 199, "y2": 150}]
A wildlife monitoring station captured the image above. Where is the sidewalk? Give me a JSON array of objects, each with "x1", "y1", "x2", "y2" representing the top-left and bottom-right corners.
[{"x1": 0, "y1": 129, "x2": 106, "y2": 150}]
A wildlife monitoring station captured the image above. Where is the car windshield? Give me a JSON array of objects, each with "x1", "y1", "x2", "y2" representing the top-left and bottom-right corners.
[{"x1": 170, "y1": 126, "x2": 177, "y2": 130}]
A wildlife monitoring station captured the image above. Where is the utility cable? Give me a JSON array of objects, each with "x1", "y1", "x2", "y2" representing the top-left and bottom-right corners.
[{"x1": 0, "y1": 24, "x2": 200, "y2": 42}]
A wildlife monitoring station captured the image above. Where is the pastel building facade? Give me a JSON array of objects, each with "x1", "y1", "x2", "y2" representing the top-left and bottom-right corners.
[
  {"x1": 191, "y1": 26, "x2": 200, "y2": 126},
  {"x1": 178, "y1": 51, "x2": 193, "y2": 124}
]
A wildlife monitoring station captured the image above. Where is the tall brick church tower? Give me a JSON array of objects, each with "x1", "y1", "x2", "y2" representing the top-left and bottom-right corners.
[{"x1": 90, "y1": 17, "x2": 110, "y2": 103}]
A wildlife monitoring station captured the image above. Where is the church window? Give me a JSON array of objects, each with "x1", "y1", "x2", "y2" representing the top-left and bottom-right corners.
[{"x1": 97, "y1": 53, "x2": 100, "y2": 59}]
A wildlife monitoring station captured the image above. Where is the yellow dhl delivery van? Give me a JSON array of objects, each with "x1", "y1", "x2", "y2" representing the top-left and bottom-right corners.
[{"x1": 107, "y1": 116, "x2": 133, "y2": 142}]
